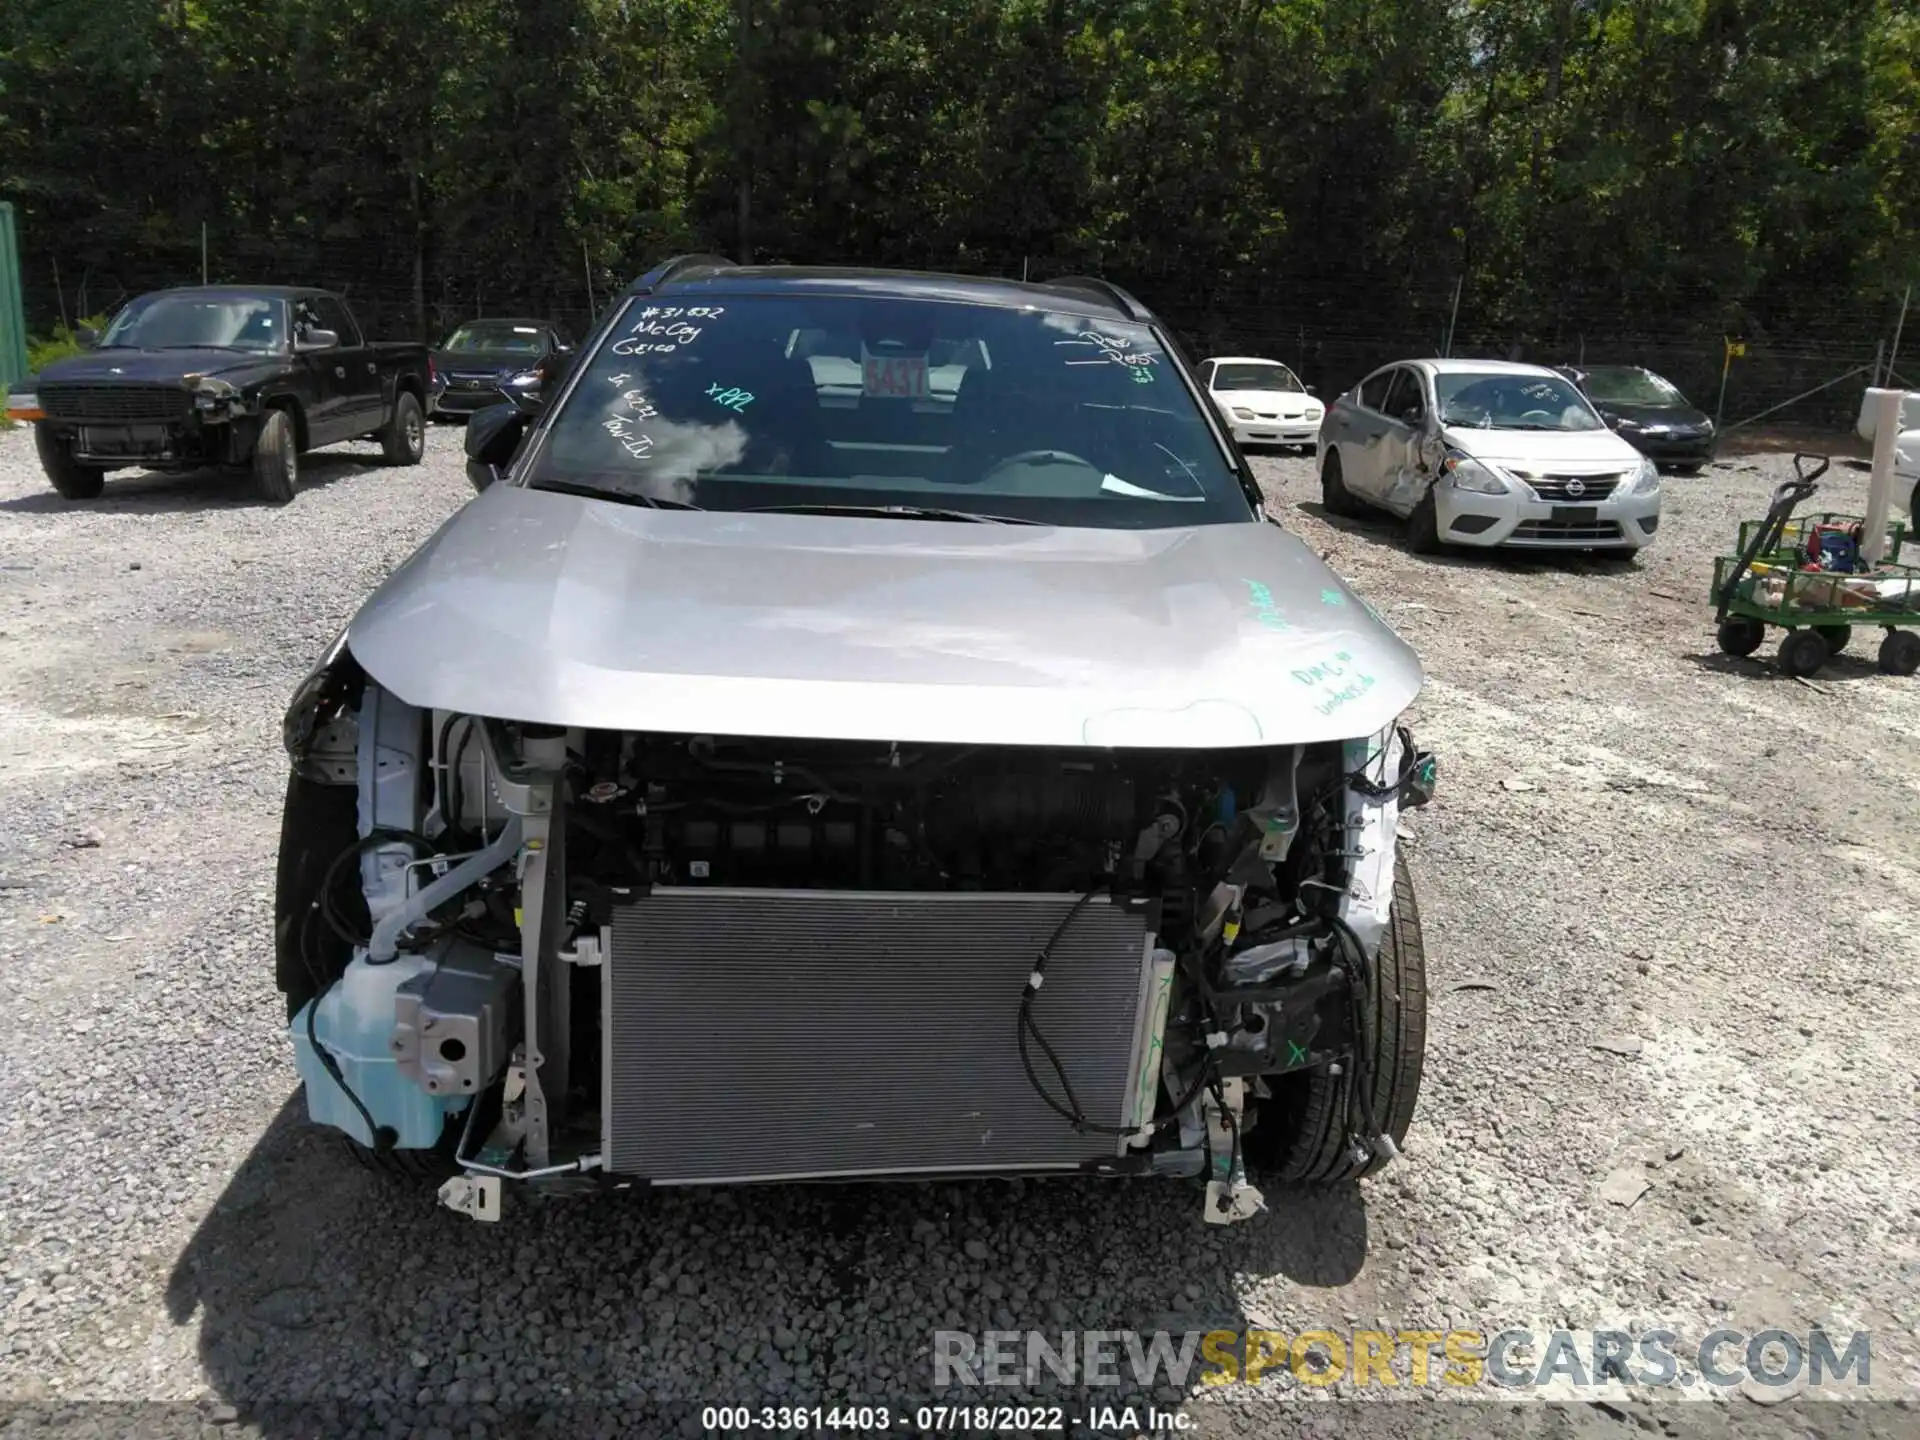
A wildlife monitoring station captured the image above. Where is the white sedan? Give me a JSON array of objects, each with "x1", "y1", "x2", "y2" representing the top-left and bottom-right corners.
[
  {"x1": 1316, "y1": 358, "x2": 1662, "y2": 555},
  {"x1": 1198, "y1": 356, "x2": 1324, "y2": 450}
]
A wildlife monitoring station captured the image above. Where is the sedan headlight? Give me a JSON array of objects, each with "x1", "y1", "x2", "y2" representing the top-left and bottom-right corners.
[
  {"x1": 1624, "y1": 457, "x2": 1661, "y2": 497},
  {"x1": 1231, "y1": 406, "x2": 1257, "y2": 420},
  {"x1": 1441, "y1": 451, "x2": 1511, "y2": 495},
  {"x1": 1305, "y1": 406, "x2": 1324, "y2": 420}
]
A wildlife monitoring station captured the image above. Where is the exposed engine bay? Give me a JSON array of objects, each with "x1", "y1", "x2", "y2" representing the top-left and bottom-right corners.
[{"x1": 281, "y1": 661, "x2": 1434, "y2": 1224}]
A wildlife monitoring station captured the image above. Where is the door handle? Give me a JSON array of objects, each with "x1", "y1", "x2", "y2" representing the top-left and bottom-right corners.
[
  {"x1": 333, "y1": 365, "x2": 346, "y2": 378},
  {"x1": 366, "y1": 362, "x2": 377, "y2": 373}
]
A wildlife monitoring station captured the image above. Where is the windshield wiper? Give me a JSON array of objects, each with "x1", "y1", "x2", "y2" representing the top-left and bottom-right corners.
[
  {"x1": 746, "y1": 502, "x2": 1043, "y2": 526},
  {"x1": 530, "y1": 477, "x2": 705, "y2": 509}
]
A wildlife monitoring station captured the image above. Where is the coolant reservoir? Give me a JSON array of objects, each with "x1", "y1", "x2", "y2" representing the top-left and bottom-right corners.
[{"x1": 291, "y1": 952, "x2": 469, "y2": 1149}]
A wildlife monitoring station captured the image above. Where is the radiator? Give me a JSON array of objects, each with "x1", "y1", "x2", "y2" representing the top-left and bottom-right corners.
[{"x1": 603, "y1": 888, "x2": 1159, "y2": 1183}]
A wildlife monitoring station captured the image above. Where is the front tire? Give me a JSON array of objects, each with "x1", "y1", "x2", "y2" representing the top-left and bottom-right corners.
[
  {"x1": 1250, "y1": 850, "x2": 1427, "y2": 1184},
  {"x1": 253, "y1": 409, "x2": 299, "y2": 504},
  {"x1": 1404, "y1": 490, "x2": 1443, "y2": 554},
  {"x1": 33, "y1": 425, "x2": 106, "y2": 499},
  {"x1": 380, "y1": 390, "x2": 426, "y2": 466}
]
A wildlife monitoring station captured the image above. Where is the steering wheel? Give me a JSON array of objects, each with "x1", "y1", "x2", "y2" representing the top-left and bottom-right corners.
[
  {"x1": 979, "y1": 448, "x2": 1098, "y2": 484},
  {"x1": 1519, "y1": 409, "x2": 1555, "y2": 424}
]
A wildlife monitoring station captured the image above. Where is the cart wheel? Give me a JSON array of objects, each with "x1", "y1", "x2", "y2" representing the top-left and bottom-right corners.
[
  {"x1": 1815, "y1": 624, "x2": 1852, "y2": 656},
  {"x1": 1716, "y1": 618, "x2": 1766, "y2": 658},
  {"x1": 1878, "y1": 630, "x2": 1920, "y2": 677},
  {"x1": 1778, "y1": 629, "x2": 1829, "y2": 678}
]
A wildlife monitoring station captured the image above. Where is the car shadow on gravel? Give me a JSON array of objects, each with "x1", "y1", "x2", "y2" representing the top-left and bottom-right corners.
[
  {"x1": 1292, "y1": 500, "x2": 1643, "y2": 575},
  {"x1": 0, "y1": 448, "x2": 400, "y2": 514},
  {"x1": 165, "y1": 1096, "x2": 1369, "y2": 1427}
]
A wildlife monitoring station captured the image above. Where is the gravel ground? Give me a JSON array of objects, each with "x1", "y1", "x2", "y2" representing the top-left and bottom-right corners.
[{"x1": 0, "y1": 428, "x2": 1916, "y2": 1439}]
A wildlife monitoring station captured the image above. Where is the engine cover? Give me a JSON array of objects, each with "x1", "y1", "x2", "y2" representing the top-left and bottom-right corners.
[{"x1": 602, "y1": 888, "x2": 1160, "y2": 1182}]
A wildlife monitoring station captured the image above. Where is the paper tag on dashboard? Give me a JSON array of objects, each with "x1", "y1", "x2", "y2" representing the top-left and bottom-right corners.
[{"x1": 862, "y1": 347, "x2": 929, "y2": 400}]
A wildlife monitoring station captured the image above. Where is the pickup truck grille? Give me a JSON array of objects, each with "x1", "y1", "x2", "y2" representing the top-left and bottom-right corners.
[{"x1": 39, "y1": 383, "x2": 192, "y2": 424}]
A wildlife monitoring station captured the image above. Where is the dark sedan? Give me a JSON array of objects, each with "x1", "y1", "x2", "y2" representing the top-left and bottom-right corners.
[
  {"x1": 1554, "y1": 364, "x2": 1716, "y2": 472},
  {"x1": 429, "y1": 317, "x2": 574, "y2": 418}
]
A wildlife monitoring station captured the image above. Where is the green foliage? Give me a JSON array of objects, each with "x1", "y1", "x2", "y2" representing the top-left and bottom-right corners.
[
  {"x1": 27, "y1": 315, "x2": 110, "y2": 372},
  {"x1": 0, "y1": 0, "x2": 1909, "y2": 358}
]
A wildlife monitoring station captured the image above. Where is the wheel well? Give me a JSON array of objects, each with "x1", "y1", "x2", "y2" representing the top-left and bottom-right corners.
[
  {"x1": 397, "y1": 374, "x2": 423, "y2": 403},
  {"x1": 263, "y1": 397, "x2": 307, "y2": 452}
]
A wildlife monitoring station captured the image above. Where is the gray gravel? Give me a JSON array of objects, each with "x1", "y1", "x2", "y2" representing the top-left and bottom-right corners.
[{"x1": 0, "y1": 429, "x2": 1916, "y2": 1438}]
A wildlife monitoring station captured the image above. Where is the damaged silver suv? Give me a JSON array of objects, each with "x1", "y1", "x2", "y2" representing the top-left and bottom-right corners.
[{"x1": 276, "y1": 258, "x2": 1435, "y2": 1223}]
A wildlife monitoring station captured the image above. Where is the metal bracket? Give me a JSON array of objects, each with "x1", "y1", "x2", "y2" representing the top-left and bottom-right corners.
[
  {"x1": 559, "y1": 926, "x2": 610, "y2": 968},
  {"x1": 437, "y1": 1174, "x2": 502, "y2": 1222},
  {"x1": 1201, "y1": 1077, "x2": 1266, "y2": 1226}
]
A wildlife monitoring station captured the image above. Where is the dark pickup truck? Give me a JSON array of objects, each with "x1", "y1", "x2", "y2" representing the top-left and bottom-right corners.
[{"x1": 10, "y1": 285, "x2": 430, "y2": 504}]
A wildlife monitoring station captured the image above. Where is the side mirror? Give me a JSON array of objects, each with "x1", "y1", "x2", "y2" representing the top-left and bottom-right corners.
[
  {"x1": 465, "y1": 402, "x2": 527, "y2": 492},
  {"x1": 295, "y1": 328, "x2": 340, "y2": 353},
  {"x1": 1305, "y1": 385, "x2": 1318, "y2": 397},
  {"x1": 76, "y1": 324, "x2": 100, "y2": 348}
]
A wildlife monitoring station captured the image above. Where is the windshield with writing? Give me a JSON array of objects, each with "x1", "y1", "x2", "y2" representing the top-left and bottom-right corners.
[
  {"x1": 1578, "y1": 366, "x2": 1686, "y2": 406},
  {"x1": 1436, "y1": 372, "x2": 1603, "y2": 432},
  {"x1": 523, "y1": 292, "x2": 1250, "y2": 527},
  {"x1": 1214, "y1": 362, "x2": 1302, "y2": 392},
  {"x1": 101, "y1": 296, "x2": 284, "y2": 353}
]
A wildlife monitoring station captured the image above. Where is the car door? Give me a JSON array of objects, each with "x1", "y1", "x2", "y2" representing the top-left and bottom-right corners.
[
  {"x1": 1339, "y1": 366, "x2": 1401, "y2": 500},
  {"x1": 310, "y1": 294, "x2": 384, "y2": 437},
  {"x1": 1374, "y1": 367, "x2": 1433, "y2": 515}
]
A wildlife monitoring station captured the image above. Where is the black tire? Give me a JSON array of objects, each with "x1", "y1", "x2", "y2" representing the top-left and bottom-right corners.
[
  {"x1": 1320, "y1": 448, "x2": 1361, "y2": 516},
  {"x1": 1878, "y1": 630, "x2": 1920, "y2": 677},
  {"x1": 1716, "y1": 618, "x2": 1766, "y2": 657},
  {"x1": 33, "y1": 425, "x2": 106, "y2": 499},
  {"x1": 1816, "y1": 624, "x2": 1851, "y2": 657},
  {"x1": 1404, "y1": 490, "x2": 1443, "y2": 554},
  {"x1": 253, "y1": 408, "x2": 299, "y2": 504},
  {"x1": 274, "y1": 771, "x2": 362, "y2": 1020},
  {"x1": 1250, "y1": 850, "x2": 1427, "y2": 1184},
  {"x1": 1778, "y1": 628, "x2": 1829, "y2": 678},
  {"x1": 1673, "y1": 463, "x2": 1704, "y2": 476},
  {"x1": 380, "y1": 390, "x2": 426, "y2": 466}
]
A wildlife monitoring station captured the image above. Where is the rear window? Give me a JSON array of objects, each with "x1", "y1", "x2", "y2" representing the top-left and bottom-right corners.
[{"x1": 522, "y1": 292, "x2": 1251, "y2": 527}]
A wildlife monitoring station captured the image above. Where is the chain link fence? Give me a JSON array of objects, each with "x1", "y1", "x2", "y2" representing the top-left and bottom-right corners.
[{"x1": 17, "y1": 229, "x2": 1911, "y2": 436}]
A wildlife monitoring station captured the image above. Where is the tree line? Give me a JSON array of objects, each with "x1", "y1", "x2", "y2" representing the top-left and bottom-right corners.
[{"x1": 1, "y1": 0, "x2": 1913, "y2": 398}]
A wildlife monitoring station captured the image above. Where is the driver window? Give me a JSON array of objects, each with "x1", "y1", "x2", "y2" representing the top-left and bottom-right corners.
[
  {"x1": 1358, "y1": 369, "x2": 1394, "y2": 411},
  {"x1": 1382, "y1": 369, "x2": 1426, "y2": 426},
  {"x1": 311, "y1": 296, "x2": 361, "y2": 347}
]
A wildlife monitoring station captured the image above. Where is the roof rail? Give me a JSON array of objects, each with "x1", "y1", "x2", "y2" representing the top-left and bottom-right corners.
[
  {"x1": 630, "y1": 253, "x2": 738, "y2": 294},
  {"x1": 1044, "y1": 274, "x2": 1150, "y2": 321}
]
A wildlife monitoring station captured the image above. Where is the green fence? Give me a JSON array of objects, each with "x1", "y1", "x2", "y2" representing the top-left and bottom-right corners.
[{"x1": 0, "y1": 203, "x2": 28, "y2": 387}]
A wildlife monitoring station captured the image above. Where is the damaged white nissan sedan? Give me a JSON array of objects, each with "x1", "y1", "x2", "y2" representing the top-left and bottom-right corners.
[{"x1": 275, "y1": 259, "x2": 1436, "y2": 1223}]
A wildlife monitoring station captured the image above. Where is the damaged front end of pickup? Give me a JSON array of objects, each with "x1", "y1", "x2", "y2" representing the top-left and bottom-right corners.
[{"x1": 276, "y1": 637, "x2": 1436, "y2": 1226}]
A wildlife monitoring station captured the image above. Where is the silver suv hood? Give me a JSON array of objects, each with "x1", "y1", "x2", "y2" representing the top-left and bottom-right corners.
[{"x1": 346, "y1": 485, "x2": 1423, "y2": 749}]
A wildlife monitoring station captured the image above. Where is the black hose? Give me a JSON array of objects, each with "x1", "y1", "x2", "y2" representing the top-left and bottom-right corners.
[{"x1": 1016, "y1": 883, "x2": 1218, "y2": 1137}]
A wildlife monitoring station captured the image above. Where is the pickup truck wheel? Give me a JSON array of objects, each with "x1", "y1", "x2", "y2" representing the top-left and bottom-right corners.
[
  {"x1": 34, "y1": 426, "x2": 106, "y2": 499},
  {"x1": 1247, "y1": 850, "x2": 1427, "y2": 1185},
  {"x1": 253, "y1": 409, "x2": 299, "y2": 504},
  {"x1": 380, "y1": 391, "x2": 426, "y2": 466}
]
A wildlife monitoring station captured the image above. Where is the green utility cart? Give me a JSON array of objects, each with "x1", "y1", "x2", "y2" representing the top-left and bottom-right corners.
[{"x1": 1709, "y1": 454, "x2": 1920, "y2": 679}]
